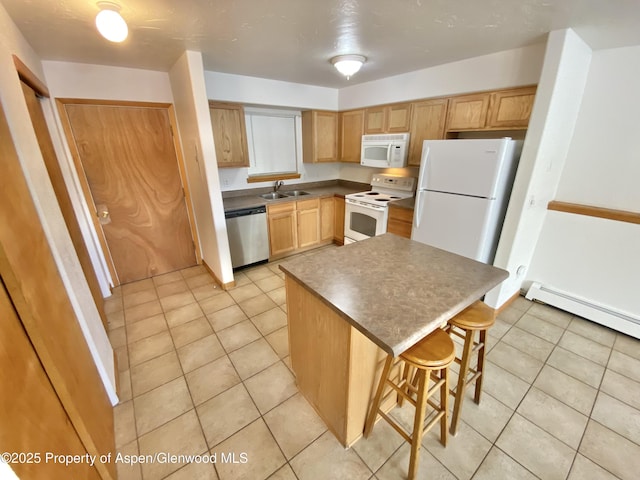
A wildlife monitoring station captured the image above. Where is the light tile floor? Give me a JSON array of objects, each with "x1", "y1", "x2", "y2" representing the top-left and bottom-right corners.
[{"x1": 105, "y1": 248, "x2": 640, "y2": 480}]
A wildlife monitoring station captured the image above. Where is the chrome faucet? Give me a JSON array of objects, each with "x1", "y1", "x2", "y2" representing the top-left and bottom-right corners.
[{"x1": 274, "y1": 180, "x2": 284, "y2": 192}]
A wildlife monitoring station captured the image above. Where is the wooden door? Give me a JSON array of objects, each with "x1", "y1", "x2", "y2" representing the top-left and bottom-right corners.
[
  {"x1": 20, "y1": 82, "x2": 108, "y2": 328},
  {"x1": 0, "y1": 99, "x2": 115, "y2": 479},
  {"x1": 407, "y1": 98, "x2": 448, "y2": 166},
  {"x1": 61, "y1": 103, "x2": 196, "y2": 284},
  {"x1": 339, "y1": 110, "x2": 364, "y2": 163},
  {"x1": 0, "y1": 279, "x2": 102, "y2": 480},
  {"x1": 209, "y1": 101, "x2": 250, "y2": 167}
]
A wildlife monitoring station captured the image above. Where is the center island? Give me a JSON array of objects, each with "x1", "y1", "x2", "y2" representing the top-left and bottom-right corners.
[{"x1": 279, "y1": 233, "x2": 509, "y2": 447}]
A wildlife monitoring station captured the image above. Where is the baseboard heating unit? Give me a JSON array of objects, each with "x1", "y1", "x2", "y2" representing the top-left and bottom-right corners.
[{"x1": 526, "y1": 282, "x2": 640, "y2": 340}]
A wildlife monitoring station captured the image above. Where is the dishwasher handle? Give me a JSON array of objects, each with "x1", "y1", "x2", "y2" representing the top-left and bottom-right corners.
[{"x1": 225, "y1": 206, "x2": 267, "y2": 219}]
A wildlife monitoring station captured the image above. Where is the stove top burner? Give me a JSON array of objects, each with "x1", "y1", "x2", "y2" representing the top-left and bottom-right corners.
[
  {"x1": 375, "y1": 198, "x2": 391, "y2": 202},
  {"x1": 365, "y1": 192, "x2": 380, "y2": 195}
]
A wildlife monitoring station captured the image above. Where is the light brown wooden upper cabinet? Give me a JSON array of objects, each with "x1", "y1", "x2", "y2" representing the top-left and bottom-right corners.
[
  {"x1": 364, "y1": 103, "x2": 412, "y2": 134},
  {"x1": 446, "y1": 93, "x2": 491, "y2": 131},
  {"x1": 445, "y1": 85, "x2": 537, "y2": 132},
  {"x1": 209, "y1": 101, "x2": 250, "y2": 167},
  {"x1": 339, "y1": 109, "x2": 364, "y2": 163},
  {"x1": 302, "y1": 110, "x2": 339, "y2": 163},
  {"x1": 486, "y1": 86, "x2": 537, "y2": 129},
  {"x1": 407, "y1": 98, "x2": 448, "y2": 166}
]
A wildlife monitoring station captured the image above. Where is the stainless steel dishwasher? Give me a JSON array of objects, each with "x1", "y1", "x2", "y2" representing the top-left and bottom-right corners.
[{"x1": 225, "y1": 206, "x2": 269, "y2": 269}]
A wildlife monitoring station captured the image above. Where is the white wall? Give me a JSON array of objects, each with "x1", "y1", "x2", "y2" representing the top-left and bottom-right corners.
[
  {"x1": 0, "y1": 4, "x2": 116, "y2": 404},
  {"x1": 527, "y1": 45, "x2": 640, "y2": 317},
  {"x1": 338, "y1": 44, "x2": 546, "y2": 110},
  {"x1": 170, "y1": 51, "x2": 234, "y2": 285},
  {"x1": 485, "y1": 29, "x2": 592, "y2": 308},
  {"x1": 43, "y1": 61, "x2": 174, "y2": 102},
  {"x1": 205, "y1": 71, "x2": 338, "y2": 110}
]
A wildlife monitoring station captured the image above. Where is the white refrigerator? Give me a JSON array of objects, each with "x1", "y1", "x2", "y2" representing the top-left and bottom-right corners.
[{"x1": 411, "y1": 138, "x2": 521, "y2": 264}]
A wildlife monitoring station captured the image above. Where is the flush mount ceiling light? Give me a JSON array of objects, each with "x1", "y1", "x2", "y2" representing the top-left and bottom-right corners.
[
  {"x1": 95, "y1": 1, "x2": 128, "y2": 43},
  {"x1": 331, "y1": 54, "x2": 366, "y2": 80}
]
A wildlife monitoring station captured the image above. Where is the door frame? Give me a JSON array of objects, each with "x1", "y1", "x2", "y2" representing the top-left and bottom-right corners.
[
  {"x1": 56, "y1": 98, "x2": 201, "y2": 286},
  {"x1": 13, "y1": 56, "x2": 109, "y2": 328}
]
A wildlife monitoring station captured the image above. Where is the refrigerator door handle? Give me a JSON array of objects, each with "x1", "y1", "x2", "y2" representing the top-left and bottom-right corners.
[{"x1": 414, "y1": 190, "x2": 423, "y2": 228}]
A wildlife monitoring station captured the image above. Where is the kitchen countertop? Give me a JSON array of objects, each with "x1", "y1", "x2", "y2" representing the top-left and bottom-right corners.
[
  {"x1": 279, "y1": 234, "x2": 508, "y2": 356},
  {"x1": 223, "y1": 180, "x2": 367, "y2": 212}
]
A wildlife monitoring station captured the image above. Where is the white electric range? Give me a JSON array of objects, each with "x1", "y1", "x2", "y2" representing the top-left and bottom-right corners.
[{"x1": 344, "y1": 174, "x2": 416, "y2": 244}]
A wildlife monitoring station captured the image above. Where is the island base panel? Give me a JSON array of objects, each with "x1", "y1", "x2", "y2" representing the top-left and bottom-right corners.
[{"x1": 285, "y1": 275, "x2": 398, "y2": 447}]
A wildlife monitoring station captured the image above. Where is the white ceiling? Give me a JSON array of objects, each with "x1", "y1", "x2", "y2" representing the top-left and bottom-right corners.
[{"x1": 4, "y1": 0, "x2": 640, "y2": 88}]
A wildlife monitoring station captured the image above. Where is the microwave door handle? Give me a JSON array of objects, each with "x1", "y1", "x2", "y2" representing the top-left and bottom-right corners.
[{"x1": 386, "y1": 143, "x2": 392, "y2": 166}]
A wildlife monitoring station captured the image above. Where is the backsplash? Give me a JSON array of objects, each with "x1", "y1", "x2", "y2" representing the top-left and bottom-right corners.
[
  {"x1": 218, "y1": 162, "x2": 340, "y2": 192},
  {"x1": 219, "y1": 163, "x2": 420, "y2": 193}
]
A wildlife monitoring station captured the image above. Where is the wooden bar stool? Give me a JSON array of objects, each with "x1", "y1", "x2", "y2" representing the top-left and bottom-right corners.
[
  {"x1": 364, "y1": 328, "x2": 455, "y2": 480},
  {"x1": 446, "y1": 300, "x2": 495, "y2": 436}
]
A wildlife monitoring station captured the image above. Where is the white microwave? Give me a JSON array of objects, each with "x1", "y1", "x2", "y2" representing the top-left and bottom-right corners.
[{"x1": 361, "y1": 133, "x2": 410, "y2": 168}]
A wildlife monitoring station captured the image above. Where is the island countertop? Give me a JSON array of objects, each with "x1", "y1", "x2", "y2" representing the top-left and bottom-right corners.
[{"x1": 279, "y1": 234, "x2": 509, "y2": 356}]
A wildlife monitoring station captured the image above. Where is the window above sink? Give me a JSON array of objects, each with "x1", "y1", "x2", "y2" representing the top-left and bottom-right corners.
[{"x1": 245, "y1": 107, "x2": 301, "y2": 180}]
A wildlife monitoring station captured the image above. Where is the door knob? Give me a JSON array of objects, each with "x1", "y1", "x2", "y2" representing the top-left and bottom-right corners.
[{"x1": 96, "y1": 204, "x2": 111, "y2": 225}]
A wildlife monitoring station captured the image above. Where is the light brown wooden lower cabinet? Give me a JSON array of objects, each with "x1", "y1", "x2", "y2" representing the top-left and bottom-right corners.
[
  {"x1": 267, "y1": 195, "x2": 340, "y2": 260},
  {"x1": 387, "y1": 205, "x2": 414, "y2": 239},
  {"x1": 285, "y1": 275, "x2": 396, "y2": 447},
  {"x1": 334, "y1": 197, "x2": 345, "y2": 244},
  {"x1": 296, "y1": 198, "x2": 321, "y2": 249}
]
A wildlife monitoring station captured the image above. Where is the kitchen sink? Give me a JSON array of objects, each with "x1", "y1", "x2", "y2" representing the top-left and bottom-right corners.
[
  {"x1": 259, "y1": 192, "x2": 288, "y2": 200},
  {"x1": 283, "y1": 190, "x2": 311, "y2": 197}
]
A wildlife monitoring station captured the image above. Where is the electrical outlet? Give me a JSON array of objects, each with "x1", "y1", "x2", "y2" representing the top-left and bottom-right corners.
[{"x1": 223, "y1": 178, "x2": 229, "y2": 187}]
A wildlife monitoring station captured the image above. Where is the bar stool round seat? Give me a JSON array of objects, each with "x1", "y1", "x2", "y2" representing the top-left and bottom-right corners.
[
  {"x1": 446, "y1": 300, "x2": 495, "y2": 436},
  {"x1": 448, "y1": 301, "x2": 495, "y2": 331},
  {"x1": 402, "y1": 329, "x2": 456, "y2": 368},
  {"x1": 364, "y1": 328, "x2": 455, "y2": 480}
]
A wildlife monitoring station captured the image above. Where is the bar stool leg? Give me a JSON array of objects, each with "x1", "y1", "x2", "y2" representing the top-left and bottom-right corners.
[
  {"x1": 364, "y1": 355, "x2": 394, "y2": 438},
  {"x1": 474, "y1": 329, "x2": 487, "y2": 403},
  {"x1": 450, "y1": 328, "x2": 475, "y2": 436},
  {"x1": 398, "y1": 362, "x2": 412, "y2": 407},
  {"x1": 408, "y1": 369, "x2": 429, "y2": 480},
  {"x1": 440, "y1": 367, "x2": 449, "y2": 446}
]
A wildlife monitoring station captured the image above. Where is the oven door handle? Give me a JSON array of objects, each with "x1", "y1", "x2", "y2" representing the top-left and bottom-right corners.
[{"x1": 346, "y1": 198, "x2": 386, "y2": 211}]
